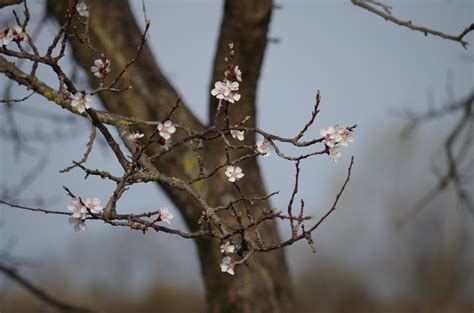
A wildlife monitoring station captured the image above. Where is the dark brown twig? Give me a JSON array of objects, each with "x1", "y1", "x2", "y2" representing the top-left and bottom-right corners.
[{"x1": 352, "y1": 0, "x2": 474, "y2": 48}]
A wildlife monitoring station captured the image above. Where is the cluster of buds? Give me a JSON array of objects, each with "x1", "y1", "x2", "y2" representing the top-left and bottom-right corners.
[
  {"x1": 0, "y1": 25, "x2": 25, "y2": 46},
  {"x1": 320, "y1": 124, "x2": 354, "y2": 162},
  {"x1": 211, "y1": 80, "x2": 241, "y2": 103}
]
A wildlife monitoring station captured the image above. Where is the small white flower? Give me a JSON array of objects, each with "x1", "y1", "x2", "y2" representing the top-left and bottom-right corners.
[
  {"x1": 220, "y1": 256, "x2": 235, "y2": 275},
  {"x1": 233, "y1": 66, "x2": 242, "y2": 82},
  {"x1": 320, "y1": 126, "x2": 341, "y2": 147},
  {"x1": 68, "y1": 217, "x2": 86, "y2": 232},
  {"x1": 211, "y1": 81, "x2": 230, "y2": 100},
  {"x1": 230, "y1": 129, "x2": 245, "y2": 141},
  {"x1": 256, "y1": 139, "x2": 271, "y2": 156},
  {"x1": 329, "y1": 146, "x2": 342, "y2": 162},
  {"x1": 90, "y1": 59, "x2": 111, "y2": 78},
  {"x1": 220, "y1": 241, "x2": 236, "y2": 254},
  {"x1": 71, "y1": 92, "x2": 92, "y2": 113},
  {"x1": 159, "y1": 207, "x2": 174, "y2": 224},
  {"x1": 84, "y1": 197, "x2": 103, "y2": 214},
  {"x1": 225, "y1": 165, "x2": 244, "y2": 182},
  {"x1": 157, "y1": 120, "x2": 176, "y2": 140},
  {"x1": 128, "y1": 132, "x2": 144, "y2": 143},
  {"x1": 76, "y1": 1, "x2": 89, "y2": 17},
  {"x1": 67, "y1": 198, "x2": 87, "y2": 219},
  {"x1": 338, "y1": 128, "x2": 353, "y2": 146}
]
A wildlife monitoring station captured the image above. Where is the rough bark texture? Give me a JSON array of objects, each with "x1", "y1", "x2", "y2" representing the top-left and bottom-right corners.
[{"x1": 46, "y1": 1, "x2": 293, "y2": 312}]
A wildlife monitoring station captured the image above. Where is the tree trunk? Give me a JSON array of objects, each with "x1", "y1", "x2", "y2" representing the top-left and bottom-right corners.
[{"x1": 47, "y1": 1, "x2": 293, "y2": 312}]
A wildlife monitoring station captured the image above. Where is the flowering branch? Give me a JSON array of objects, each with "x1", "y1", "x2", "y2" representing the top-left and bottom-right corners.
[{"x1": 0, "y1": 1, "x2": 357, "y2": 280}]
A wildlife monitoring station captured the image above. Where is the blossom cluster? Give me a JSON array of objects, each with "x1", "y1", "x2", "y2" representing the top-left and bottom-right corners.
[
  {"x1": 69, "y1": 58, "x2": 113, "y2": 113},
  {"x1": 216, "y1": 64, "x2": 276, "y2": 187},
  {"x1": 0, "y1": 25, "x2": 25, "y2": 46},
  {"x1": 67, "y1": 197, "x2": 103, "y2": 232},
  {"x1": 220, "y1": 241, "x2": 236, "y2": 275},
  {"x1": 66, "y1": 196, "x2": 174, "y2": 232},
  {"x1": 211, "y1": 66, "x2": 242, "y2": 103},
  {"x1": 320, "y1": 124, "x2": 354, "y2": 162}
]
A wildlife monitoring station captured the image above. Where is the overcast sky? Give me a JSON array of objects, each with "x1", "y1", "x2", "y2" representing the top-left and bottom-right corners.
[{"x1": 1, "y1": 0, "x2": 473, "y2": 301}]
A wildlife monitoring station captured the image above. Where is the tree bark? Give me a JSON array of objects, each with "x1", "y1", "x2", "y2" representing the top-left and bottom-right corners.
[{"x1": 46, "y1": 1, "x2": 293, "y2": 312}]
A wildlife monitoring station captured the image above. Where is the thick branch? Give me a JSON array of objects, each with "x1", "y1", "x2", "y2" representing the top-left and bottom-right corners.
[{"x1": 0, "y1": 0, "x2": 20, "y2": 8}]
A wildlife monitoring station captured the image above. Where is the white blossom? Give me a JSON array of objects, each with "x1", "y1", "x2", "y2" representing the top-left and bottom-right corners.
[
  {"x1": 76, "y1": 1, "x2": 89, "y2": 17},
  {"x1": 68, "y1": 217, "x2": 86, "y2": 232},
  {"x1": 211, "y1": 81, "x2": 230, "y2": 100},
  {"x1": 157, "y1": 120, "x2": 176, "y2": 140},
  {"x1": 320, "y1": 126, "x2": 341, "y2": 147},
  {"x1": 90, "y1": 59, "x2": 111, "y2": 78},
  {"x1": 233, "y1": 65, "x2": 242, "y2": 82},
  {"x1": 84, "y1": 197, "x2": 103, "y2": 214},
  {"x1": 220, "y1": 256, "x2": 235, "y2": 275},
  {"x1": 256, "y1": 139, "x2": 271, "y2": 156},
  {"x1": 128, "y1": 132, "x2": 144, "y2": 143},
  {"x1": 338, "y1": 128, "x2": 353, "y2": 146},
  {"x1": 67, "y1": 198, "x2": 87, "y2": 219},
  {"x1": 220, "y1": 241, "x2": 236, "y2": 254},
  {"x1": 71, "y1": 92, "x2": 92, "y2": 113},
  {"x1": 159, "y1": 207, "x2": 174, "y2": 224},
  {"x1": 225, "y1": 165, "x2": 244, "y2": 182},
  {"x1": 321, "y1": 124, "x2": 354, "y2": 161},
  {"x1": 231, "y1": 129, "x2": 245, "y2": 141},
  {"x1": 2, "y1": 25, "x2": 25, "y2": 45},
  {"x1": 0, "y1": 25, "x2": 23, "y2": 46},
  {"x1": 329, "y1": 146, "x2": 342, "y2": 162}
]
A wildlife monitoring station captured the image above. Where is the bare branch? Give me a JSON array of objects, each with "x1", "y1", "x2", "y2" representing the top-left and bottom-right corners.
[
  {"x1": 0, "y1": 264, "x2": 95, "y2": 313},
  {"x1": 352, "y1": 0, "x2": 474, "y2": 48}
]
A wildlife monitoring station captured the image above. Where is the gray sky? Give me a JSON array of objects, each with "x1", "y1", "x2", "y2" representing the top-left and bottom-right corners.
[{"x1": 1, "y1": 0, "x2": 473, "y2": 301}]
